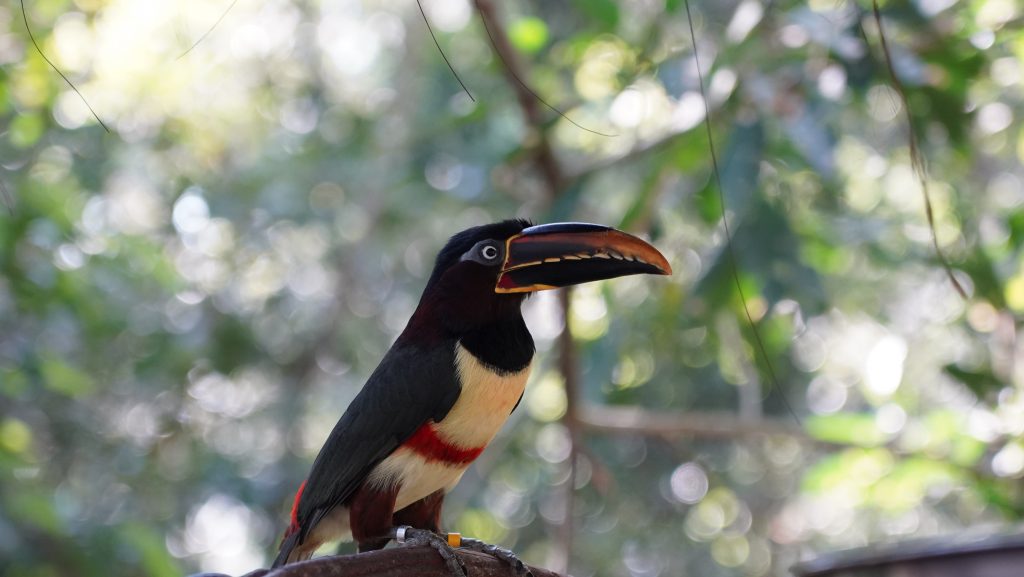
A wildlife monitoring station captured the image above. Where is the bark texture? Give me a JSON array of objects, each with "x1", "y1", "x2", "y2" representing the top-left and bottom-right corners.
[{"x1": 190, "y1": 545, "x2": 563, "y2": 577}]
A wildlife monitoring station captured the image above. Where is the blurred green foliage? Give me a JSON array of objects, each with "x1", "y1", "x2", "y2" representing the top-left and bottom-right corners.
[{"x1": 2, "y1": 0, "x2": 1024, "y2": 576}]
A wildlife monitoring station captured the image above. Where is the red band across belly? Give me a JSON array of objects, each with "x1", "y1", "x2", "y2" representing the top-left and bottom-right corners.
[
  {"x1": 403, "y1": 423, "x2": 484, "y2": 465},
  {"x1": 288, "y1": 479, "x2": 307, "y2": 533}
]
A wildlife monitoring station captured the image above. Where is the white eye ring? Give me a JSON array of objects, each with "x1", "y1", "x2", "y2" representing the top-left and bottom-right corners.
[{"x1": 481, "y1": 245, "x2": 499, "y2": 261}]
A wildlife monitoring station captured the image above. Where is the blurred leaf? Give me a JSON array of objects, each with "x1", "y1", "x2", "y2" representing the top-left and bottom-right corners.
[
  {"x1": 923, "y1": 409, "x2": 962, "y2": 451},
  {"x1": 0, "y1": 418, "x2": 33, "y2": 456},
  {"x1": 209, "y1": 316, "x2": 258, "y2": 374},
  {"x1": 119, "y1": 523, "x2": 181, "y2": 577},
  {"x1": 617, "y1": 163, "x2": 667, "y2": 231},
  {"x1": 806, "y1": 413, "x2": 888, "y2": 447},
  {"x1": 943, "y1": 363, "x2": 1004, "y2": 399},
  {"x1": 5, "y1": 489, "x2": 63, "y2": 535},
  {"x1": 961, "y1": 249, "x2": 1009, "y2": 309},
  {"x1": 509, "y1": 18, "x2": 549, "y2": 54},
  {"x1": 917, "y1": 46, "x2": 985, "y2": 147},
  {"x1": 694, "y1": 176, "x2": 722, "y2": 224},
  {"x1": 570, "y1": 0, "x2": 619, "y2": 29},
  {"x1": 950, "y1": 435, "x2": 986, "y2": 468},
  {"x1": 972, "y1": 476, "x2": 1024, "y2": 519},
  {"x1": 10, "y1": 113, "x2": 45, "y2": 148},
  {"x1": 803, "y1": 447, "x2": 894, "y2": 494},
  {"x1": 0, "y1": 368, "x2": 30, "y2": 398},
  {"x1": 800, "y1": 237, "x2": 850, "y2": 275},
  {"x1": 871, "y1": 458, "x2": 956, "y2": 512},
  {"x1": 0, "y1": 77, "x2": 10, "y2": 115},
  {"x1": 456, "y1": 508, "x2": 507, "y2": 544},
  {"x1": 39, "y1": 354, "x2": 95, "y2": 397}
]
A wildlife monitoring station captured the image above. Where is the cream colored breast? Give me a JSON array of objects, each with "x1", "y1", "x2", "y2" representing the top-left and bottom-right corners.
[
  {"x1": 432, "y1": 343, "x2": 532, "y2": 448},
  {"x1": 371, "y1": 450, "x2": 470, "y2": 510}
]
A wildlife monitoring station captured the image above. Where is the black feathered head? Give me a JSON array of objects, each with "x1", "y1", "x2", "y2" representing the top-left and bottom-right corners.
[{"x1": 406, "y1": 219, "x2": 671, "y2": 337}]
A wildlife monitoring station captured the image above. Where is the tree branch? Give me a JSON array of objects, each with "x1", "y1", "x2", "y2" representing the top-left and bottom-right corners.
[
  {"x1": 473, "y1": 0, "x2": 563, "y2": 192},
  {"x1": 553, "y1": 289, "x2": 580, "y2": 574},
  {"x1": 192, "y1": 546, "x2": 563, "y2": 577},
  {"x1": 579, "y1": 405, "x2": 807, "y2": 440},
  {"x1": 471, "y1": 2, "x2": 580, "y2": 572}
]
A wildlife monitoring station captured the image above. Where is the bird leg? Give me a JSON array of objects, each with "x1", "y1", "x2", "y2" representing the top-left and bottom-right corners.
[
  {"x1": 459, "y1": 536, "x2": 533, "y2": 577},
  {"x1": 390, "y1": 526, "x2": 467, "y2": 577}
]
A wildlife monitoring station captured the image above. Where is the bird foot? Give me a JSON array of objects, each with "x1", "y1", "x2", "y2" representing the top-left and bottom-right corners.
[
  {"x1": 391, "y1": 526, "x2": 467, "y2": 577},
  {"x1": 459, "y1": 537, "x2": 533, "y2": 577}
]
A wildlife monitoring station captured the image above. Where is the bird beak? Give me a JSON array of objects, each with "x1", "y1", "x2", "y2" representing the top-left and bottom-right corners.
[{"x1": 495, "y1": 222, "x2": 672, "y2": 293}]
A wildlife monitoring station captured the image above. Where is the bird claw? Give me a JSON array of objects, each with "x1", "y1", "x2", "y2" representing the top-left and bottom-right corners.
[
  {"x1": 391, "y1": 526, "x2": 467, "y2": 577},
  {"x1": 459, "y1": 537, "x2": 533, "y2": 577}
]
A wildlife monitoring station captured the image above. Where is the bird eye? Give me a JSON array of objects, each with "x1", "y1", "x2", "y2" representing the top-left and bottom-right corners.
[{"x1": 481, "y1": 244, "x2": 500, "y2": 261}]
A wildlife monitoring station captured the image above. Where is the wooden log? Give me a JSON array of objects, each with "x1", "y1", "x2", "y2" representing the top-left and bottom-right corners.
[{"x1": 190, "y1": 545, "x2": 562, "y2": 577}]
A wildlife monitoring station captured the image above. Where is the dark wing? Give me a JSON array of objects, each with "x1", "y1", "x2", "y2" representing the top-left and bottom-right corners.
[{"x1": 294, "y1": 339, "x2": 462, "y2": 542}]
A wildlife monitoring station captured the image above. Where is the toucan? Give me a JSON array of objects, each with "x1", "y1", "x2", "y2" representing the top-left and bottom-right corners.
[{"x1": 272, "y1": 219, "x2": 671, "y2": 572}]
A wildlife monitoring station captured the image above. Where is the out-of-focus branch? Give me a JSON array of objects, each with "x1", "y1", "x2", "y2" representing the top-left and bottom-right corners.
[
  {"x1": 192, "y1": 547, "x2": 562, "y2": 577},
  {"x1": 579, "y1": 405, "x2": 806, "y2": 440},
  {"x1": 468, "y1": 3, "x2": 581, "y2": 573},
  {"x1": 552, "y1": 289, "x2": 580, "y2": 574},
  {"x1": 474, "y1": 0, "x2": 562, "y2": 192},
  {"x1": 869, "y1": 1, "x2": 966, "y2": 300},
  {"x1": 0, "y1": 178, "x2": 14, "y2": 214},
  {"x1": 472, "y1": 2, "x2": 579, "y2": 573}
]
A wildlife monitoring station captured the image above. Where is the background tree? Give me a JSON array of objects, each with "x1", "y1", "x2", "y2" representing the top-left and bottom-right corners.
[{"x1": 1, "y1": 1, "x2": 1021, "y2": 576}]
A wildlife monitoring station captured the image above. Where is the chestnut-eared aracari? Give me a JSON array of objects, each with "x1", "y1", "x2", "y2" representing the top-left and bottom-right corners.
[{"x1": 273, "y1": 220, "x2": 670, "y2": 570}]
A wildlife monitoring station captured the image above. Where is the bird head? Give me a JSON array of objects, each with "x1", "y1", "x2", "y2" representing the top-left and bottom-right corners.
[{"x1": 411, "y1": 219, "x2": 671, "y2": 334}]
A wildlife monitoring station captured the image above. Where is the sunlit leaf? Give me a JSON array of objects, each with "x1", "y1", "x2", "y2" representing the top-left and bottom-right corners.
[
  {"x1": 509, "y1": 18, "x2": 549, "y2": 55},
  {"x1": 0, "y1": 418, "x2": 32, "y2": 455},
  {"x1": 803, "y1": 447, "x2": 895, "y2": 495},
  {"x1": 871, "y1": 458, "x2": 956, "y2": 512},
  {"x1": 10, "y1": 113, "x2": 45, "y2": 148},
  {"x1": 806, "y1": 413, "x2": 888, "y2": 447}
]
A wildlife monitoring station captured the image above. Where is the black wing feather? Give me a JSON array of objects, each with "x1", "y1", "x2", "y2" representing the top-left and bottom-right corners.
[{"x1": 295, "y1": 340, "x2": 461, "y2": 542}]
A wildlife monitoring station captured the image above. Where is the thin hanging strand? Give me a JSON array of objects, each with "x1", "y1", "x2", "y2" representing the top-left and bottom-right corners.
[
  {"x1": 475, "y1": 0, "x2": 615, "y2": 137},
  {"x1": 416, "y1": 0, "x2": 475, "y2": 101},
  {"x1": 21, "y1": 0, "x2": 110, "y2": 133},
  {"x1": 872, "y1": 0, "x2": 966, "y2": 299},
  {"x1": 178, "y1": 0, "x2": 241, "y2": 60},
  {"x1": 0, "y1": 180, "x2": 13, "y2": 215},
  {"x1": 683, "y1": 0, "x2": 802, "y2": 426}
]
